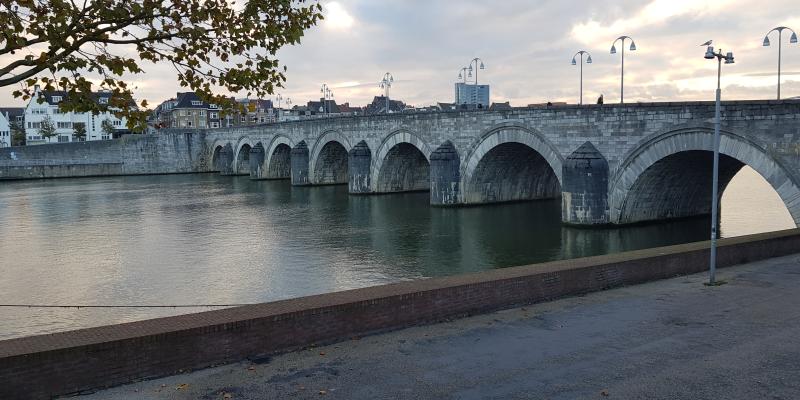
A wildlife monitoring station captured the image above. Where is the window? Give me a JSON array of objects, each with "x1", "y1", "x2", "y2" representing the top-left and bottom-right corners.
[
  {"x1": 210, "y1": 112, "x2": 218, "y2": 119},
  {"x1": 259, "y1": 117, "x2": 265, "y2": 123},
  {"x1": 112, "y1": 120, "x2": 121, "y2": 127},
  {"x1": 240, "y1": 116, "x2": 246, "y2": 122},
  {"x1": 27, "y1": 122, "x2": 41, "y2": 129},
  {"x1": 210, "y1": 122, "x2": 220, "y2": 128},
  {"x1": 98, "y1": 97, "x2": 108, "y2": 104},
  {"x1": 53, "y1": 108, "x2": 64, "y2": 114},
  {"x1": 101, "y1": 134, "x2": 110, "y2": 140},
  {"x1": 199, "y1": 110, "x2": 205, "y2": 117},
  {"x1": 191, "y1": 100, "x2": 202, "y2": 106},
  {"x1": 58, "y1": 135, "x2": 70, "y2": 143},
  {"x1": 209, "y1": 104, "x2": 219, "y2": 109},
  {"x1": 187, "y1": 121, "x2": 193, "y2": 127},
  {"x1": 31, "y1": 109, "x2": 47, "y2": 114},
  {"x1": 51, "y1": 96, "x2": 62, "y2": 103},
  {"x1": 57, "y1": 122, "x2": 72, "y2": 129},
  {"x1": 198, "y1": 119, "x2": 206, "y2": 127}
]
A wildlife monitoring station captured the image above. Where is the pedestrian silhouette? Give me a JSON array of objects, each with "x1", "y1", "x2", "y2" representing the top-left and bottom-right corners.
[{"x1": 597, "y1": 94, "x2": 604, "y2": 105}]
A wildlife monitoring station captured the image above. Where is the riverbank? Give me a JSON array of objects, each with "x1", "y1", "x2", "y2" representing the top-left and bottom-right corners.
[
  {"x1": 78, "y1": 252, "x2": 800, "y2": 399},
  {"x1": 2, "y1": 228, "x2": 799, "y2": 399}
]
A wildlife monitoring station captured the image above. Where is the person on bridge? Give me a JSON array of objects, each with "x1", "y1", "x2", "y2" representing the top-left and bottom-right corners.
[{"x1": 597, "y1": 94, "x2": 604, "y2": 105}]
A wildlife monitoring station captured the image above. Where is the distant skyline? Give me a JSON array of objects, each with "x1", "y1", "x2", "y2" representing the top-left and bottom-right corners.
[{"x1": 1, "y1": 0, "x2": 799, "y2": 108}]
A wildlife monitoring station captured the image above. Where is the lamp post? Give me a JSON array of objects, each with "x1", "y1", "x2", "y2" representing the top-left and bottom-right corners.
[
  {"x1": 571, "y1": 50, "x2": 593, "y2": 105},
  {"x1": 468, "y1": 58, "x2": 486, "y2": 106},
  {"x1": 379, "y1": 72, "x2": 394, "y2": 114},
  {"x1": 457, "y1": 67, "x2": 468, "y2": 83},
  {"x1": 610, "y1": 36, "x2": 636, "y2": 103},
  {"x1": 276, "y1": 94, "x2": 283, "y2": 109},
  {"x1": 703, "y1": 44, "x2": 735, "y2": 285},
  {"x1": 763, "y1": 27, "x2": 798, "y2": 100},
  {"x1": 468, "y1": 58, "x2": 485, "y2": 85},
  {"x1": 320, "y1": 84, "x2": 333, "y2": 116},
  {"x1": 457, "y1": 67, "x2": 469, "y2": 107}
]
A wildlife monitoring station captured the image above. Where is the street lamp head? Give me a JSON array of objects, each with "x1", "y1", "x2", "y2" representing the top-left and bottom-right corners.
[
  {"x1": 571, "y1": 57, "x2": 577, "y2": 65},
  {"x1": 629, "y1": 41, "x2": 637, "y2": 51},
  {"x1": 610, "y1": 44, "x2": 617, "y2": 54},
  {"x1": 468, "y1": 64, "x2": 473, "y2": 72},
  {"x1": 763, "y1": 36, "x2": 771, "y2": 46},
  {"x1": 725, "y1": 52, "x2": 735, "y2": 64},
  {"x1": 479, "y1": 61, "x2": 485, "y2": 69},
  {"x1": 791, "y1": 31, "x2": 798, "y2": 44},
  {"x1": 586, "y1": 55, "x2": 593, "y2": 64},
  {"x1": 468, "y1": 70, "x2": 473, "y2": 78},
  {"x1": 704, "y1": 46, "x2": 716, "y2": 59},
  {"x1": 458, "y1": 72, "x2": 462, "y2": 79}
]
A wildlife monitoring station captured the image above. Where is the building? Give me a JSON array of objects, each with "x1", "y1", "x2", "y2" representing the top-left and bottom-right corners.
[
  {"x1": 24, "y1": 86, "x2": 130, "y2": 144},
  {"x1": 364, "y1": 96, "x2": 405, "y2": 115},
  {"x1": 0, "y1": 111, "x2": 10, "y2": 147},
  {"x1": 306, "y1": 98, "x2": 341, "y2": 116},
  {"x1": 0, "y1": 108, "x2": 23, "y2": 147},
  {"x1": 150, "y1": 93, "x2": 281, "y2": 130},
  {"x1": 454, "y1": 83, "x2": 490, "y2": 108},
  {"x1": 233, "y1": 99, "x2": 275, "y2": 125},
  {"x1": 488, "y1": 101, "x2": 513, "y2": 111}
]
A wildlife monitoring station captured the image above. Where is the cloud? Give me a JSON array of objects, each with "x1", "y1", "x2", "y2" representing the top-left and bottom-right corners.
[{"x1": 1, "y1": 0, "x2": 799, "y2": 108}]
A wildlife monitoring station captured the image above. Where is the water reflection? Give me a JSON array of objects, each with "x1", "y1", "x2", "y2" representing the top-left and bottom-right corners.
[{"x1": 0, "y1": 167, "x2": 794, "y2": 339}]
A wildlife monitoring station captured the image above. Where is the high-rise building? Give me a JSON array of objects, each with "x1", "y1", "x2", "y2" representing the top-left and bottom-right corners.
[{"x1": 454, "y1": 83, "x2": 490, "y2": 108}]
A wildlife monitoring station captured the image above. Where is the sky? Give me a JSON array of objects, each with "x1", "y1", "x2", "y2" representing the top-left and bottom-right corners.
[{"x1": 2, "y1": 0, "x2": 800, "y2": 108}]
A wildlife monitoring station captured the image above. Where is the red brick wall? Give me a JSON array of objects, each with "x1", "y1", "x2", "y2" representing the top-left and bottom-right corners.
[{"x1": 2, "y1": 229, "x2": 799, "y2": 399}]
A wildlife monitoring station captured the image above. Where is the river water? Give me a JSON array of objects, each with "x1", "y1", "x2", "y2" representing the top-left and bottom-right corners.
[{"x1": 0, "y1": 167, "x2": 794, "y2": 339}]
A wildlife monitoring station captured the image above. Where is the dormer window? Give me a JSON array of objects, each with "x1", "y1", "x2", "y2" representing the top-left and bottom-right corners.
[
  {"x1": 99, "y1": 98, "x2": 109, "y2": 104},
  {"x1": 51, "y1": 96, "x2": 62, "y2": 103},
  {"x1": 191, "y1": 100, "x2": 202, "y2": 106}
]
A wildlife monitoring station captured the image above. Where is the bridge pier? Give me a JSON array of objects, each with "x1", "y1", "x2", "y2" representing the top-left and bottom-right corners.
[
  {"x1": 217, "y1": 144, "x2": 235, "y2": 176},
  {"x1": 249, "y1": 144, "x2": 265, "y2": 180},
  {"x1": 430, "y1": 141, "x2": 460, "y2": 206},
  {"x1": 561, "y1": 142, "x2": 609, "y2": 225},
  {"x1": 291, "y1": 141, "x2": 310, "y2": 186},
  {"x1": 348, "y1": 141, "x2": 371, "y2": 194}
]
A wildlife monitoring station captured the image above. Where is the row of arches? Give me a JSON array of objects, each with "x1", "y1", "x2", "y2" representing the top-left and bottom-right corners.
[{"x1": 209, "y1": 126, "x2": 800, "y2": 227}]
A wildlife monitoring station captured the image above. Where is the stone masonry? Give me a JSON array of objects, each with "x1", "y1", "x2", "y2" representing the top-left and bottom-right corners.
[{"x1": 2, "y1": 100, "x2": 799, "y2": 226}]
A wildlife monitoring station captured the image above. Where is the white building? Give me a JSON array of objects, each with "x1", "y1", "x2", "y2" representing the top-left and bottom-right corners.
[
  {"x1": 24, "y1": 86, "x2": 129, "y2": 145},
  {"x1": 454, "y1": 82, "x2": 490, "y2": 108},
  {"x1": 0, "y1": 111, "x2": 10, "y2": 147}
]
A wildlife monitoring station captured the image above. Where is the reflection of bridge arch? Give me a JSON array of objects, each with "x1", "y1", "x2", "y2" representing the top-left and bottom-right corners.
[
  {"x1": 461, "y1": 125, "x2": 563, "y2": 204},
  {"x1": 371, "y1": 130, "x2": 433, "y2": 193},
  {"x1": 609, "y1": 127, "x2": 800, "y2": 225},
  {"x1": 310, "y1": 130, "x2": 352, "y2": 185}
]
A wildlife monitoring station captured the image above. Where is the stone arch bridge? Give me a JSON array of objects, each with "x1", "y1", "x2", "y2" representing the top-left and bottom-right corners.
[{"x1": 196, "y1": 101, "x2": 800, "y2": 226}]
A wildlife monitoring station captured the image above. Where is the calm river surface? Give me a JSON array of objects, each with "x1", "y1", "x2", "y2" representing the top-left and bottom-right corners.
[{"x1": 0, "y1": 167, "x2": 794, "y2": 339}]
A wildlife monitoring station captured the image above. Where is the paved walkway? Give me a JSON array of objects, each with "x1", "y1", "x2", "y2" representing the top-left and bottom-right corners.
[{"x1": 77, "y1": 254, "x2": 800, "y2": 400}]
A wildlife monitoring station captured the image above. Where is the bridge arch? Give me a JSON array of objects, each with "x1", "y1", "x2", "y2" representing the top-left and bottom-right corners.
[
  {"x1": 461, "y1": 125, "x2": 563, "y2": 204},
  {"x1": 265, "y1": 135, "x2": 294, "y2": 179},
  {"x1": 609, "y1": 127, "x2": 800, "y2": 225},
  {"x1": 210, "y1": 142, "x2": 234, "y2": 174},
  {"x1": 310, "y1": 130, "x2": 352, "y2": 185},
  {"x1": 232, "y1": 137, "x2": 257, "y2": 175},
  {"x1": 371, "y1": 130, "x2": 433, "y2": 193}
]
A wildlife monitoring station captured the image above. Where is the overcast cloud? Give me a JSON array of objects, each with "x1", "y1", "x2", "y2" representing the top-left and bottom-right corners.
[{"x1": 2, "y1": 0, "x2": 800, "y2": 107}]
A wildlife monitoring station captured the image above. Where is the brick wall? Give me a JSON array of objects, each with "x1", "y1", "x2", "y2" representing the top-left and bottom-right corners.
[{"x1": 2, "y1": 228, "x2": 799, "y2": 399}]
